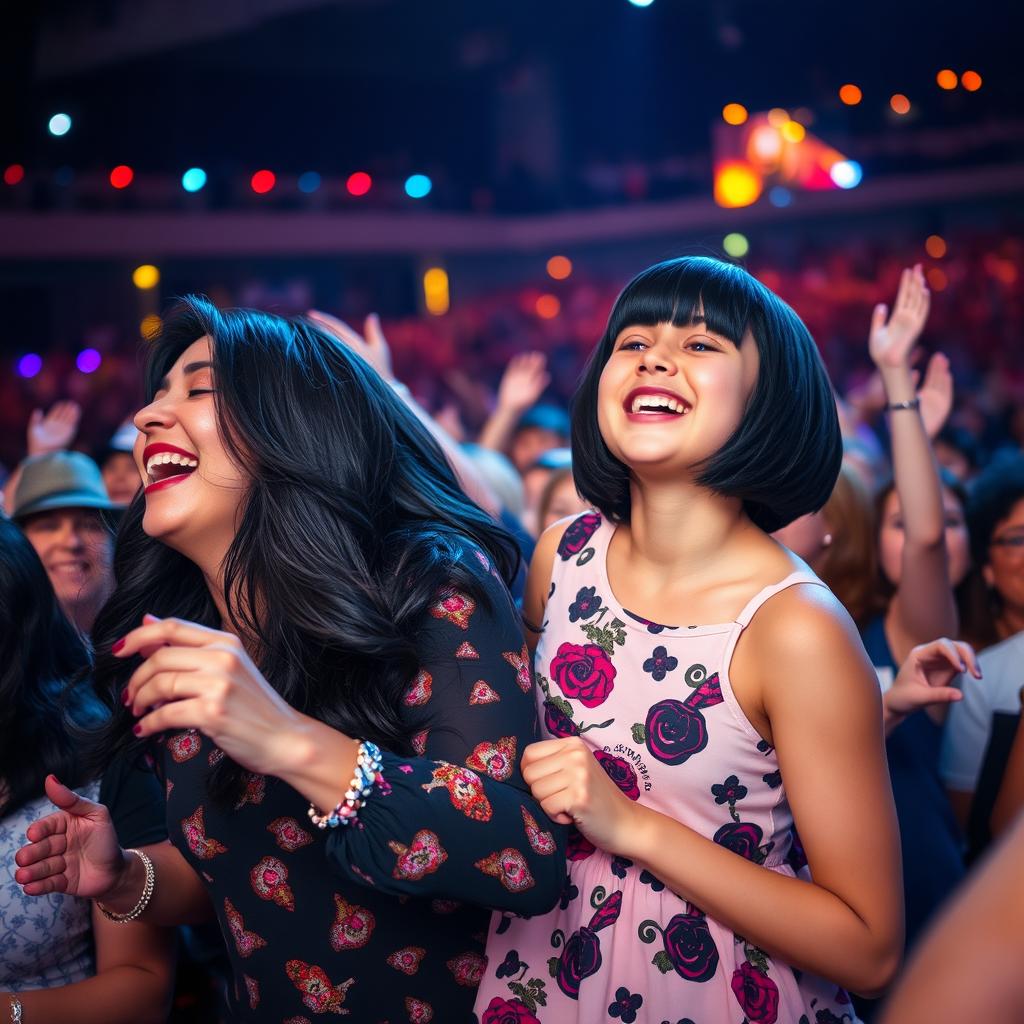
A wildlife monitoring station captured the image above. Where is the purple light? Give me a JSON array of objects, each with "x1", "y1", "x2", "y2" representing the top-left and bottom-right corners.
[
  {"x1": 76, "y1": 348, "x2": 102, "y2": 374},
  {"x1": 17, "y1": 353, "x2": 42, "y2": 378}
]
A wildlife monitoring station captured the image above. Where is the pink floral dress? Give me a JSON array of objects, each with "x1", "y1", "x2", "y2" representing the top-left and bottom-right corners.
[{"x1": 475, "y1": 512, "x2": 860, "y2": 1024}]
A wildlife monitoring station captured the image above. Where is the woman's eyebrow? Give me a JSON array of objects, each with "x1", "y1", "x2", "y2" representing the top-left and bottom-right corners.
[{"x1": 157, "y1": 360, "x2": 214, "y2": 390}]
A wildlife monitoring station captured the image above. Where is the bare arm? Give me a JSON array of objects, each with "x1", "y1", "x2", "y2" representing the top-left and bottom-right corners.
[
  {"x1": 478, "y1": 352, "x2": 550, "y2": 454},
  {"x1": 879, "y1": 812, "x2": 1024, "y2": 1023},
  {"x1": 870, "y1": 266, "x2": 957, "y2": 644},
  {"x1": 2, "y1": 908, "x2": 174, "y2": 1024}
]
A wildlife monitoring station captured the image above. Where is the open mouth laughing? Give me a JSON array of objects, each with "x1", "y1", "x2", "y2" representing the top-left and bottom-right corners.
[{"x1": 143, "y1": 443, "x2": 200, "y2": 494}]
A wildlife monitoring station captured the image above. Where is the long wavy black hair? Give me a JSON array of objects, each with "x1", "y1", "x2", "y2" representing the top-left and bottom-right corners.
[
  {"x1": 0, "y1": 518, "x2": 99, "y2": 817},
  {"x1": 88, "y1": 296, "x2": 519, "y2": 802}
]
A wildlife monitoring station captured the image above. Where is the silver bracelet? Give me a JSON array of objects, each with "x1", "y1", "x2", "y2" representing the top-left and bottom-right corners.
[
  {"x1": 8, "y1": 996, "x2": 22, "y2": 1023},
  {"x1": 97, "y1": 848, "x2": 155, "y2": 923},
  {"x1": 886, "y1": 397, "x2": 920, "y2": 412}
]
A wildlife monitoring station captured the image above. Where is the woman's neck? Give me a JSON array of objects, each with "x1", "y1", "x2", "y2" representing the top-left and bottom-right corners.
[{"x1": 997, "y1": 604, "x2": 1024, "y2": 643}]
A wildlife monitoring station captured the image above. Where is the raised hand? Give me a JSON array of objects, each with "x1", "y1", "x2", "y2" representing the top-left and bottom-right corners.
[
  {"x1": 884, "y1": 637, "x2": 980, "y2": 732},
  {"x1": 918, "y1": 352, "x2": 954, "y2": 440},
  {"x1": 869, "y1": 265, "x2": 931, "y2": 374},
  {"x1": 14, "y1": 775, "x2": 126, "y2": 899},
  {"x1": 496, "y1": 352, "x2": 550, "y2": 414},
  {"x1": 307, "y1": 309, "x2": 393, "y2": 381},
  {"x1": 27, "y1": 400, "x2": 82, "y2": 456}
]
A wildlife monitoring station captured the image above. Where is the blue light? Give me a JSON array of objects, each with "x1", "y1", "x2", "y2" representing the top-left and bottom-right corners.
[
  {"x1": 404, "y1": 174, "x2": 432, "y2": 199},
  {"x1": 628, "y1": 0, "x2": 655, "y2": 6},
  {"x1": 54, "y1": 166, "x2": 74, "y2": 187},
  {"x1": 768, "y1": 186, "x2": 792, "y2": 208},
  {"x1": 830, "y1": 160, "x2": 863, "y2": 189},
  {"x1": 76, "y1": 348, "x2": 102, "y2": 374},
  {"x1": 17, "y1": 354, "x2": 42, "y2": 378},
  {"x1": 48, "y1": 113, "x2": 72, "y2": 136},
  {"x1": 298, "y1": 171, "x2": 321, "y2": 194},
  {"x1": 181, "y1": 167, "x2": 207, "y2": 192}
]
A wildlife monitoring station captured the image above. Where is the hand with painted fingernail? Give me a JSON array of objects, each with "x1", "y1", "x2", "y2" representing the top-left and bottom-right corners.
[{"x1": 883, "y1": 637, "x2": 981, "y2": 734}]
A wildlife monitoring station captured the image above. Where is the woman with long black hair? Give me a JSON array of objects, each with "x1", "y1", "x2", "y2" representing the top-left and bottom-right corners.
[{"x1": 14, "y1": 297, "x2": 564, "y2": 1022}]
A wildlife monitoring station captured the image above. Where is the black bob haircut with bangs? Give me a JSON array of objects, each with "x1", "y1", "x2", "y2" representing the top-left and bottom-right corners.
[{"x1": 571, "y1": 256, "x2": 842, "y2": 533}]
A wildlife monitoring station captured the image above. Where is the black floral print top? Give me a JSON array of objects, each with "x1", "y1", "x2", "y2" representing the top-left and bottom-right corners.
[{"x1": 157, "y1": 544, "x2": 565, "y2": 1023}]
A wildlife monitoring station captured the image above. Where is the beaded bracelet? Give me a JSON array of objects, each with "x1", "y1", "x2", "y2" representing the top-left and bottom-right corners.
[
  {"x1": 97, "y1": 848, "x2": 156, "y2": 923},
  {"x1": 308, "y1": 740, "x2": 383, "y2": 829}
]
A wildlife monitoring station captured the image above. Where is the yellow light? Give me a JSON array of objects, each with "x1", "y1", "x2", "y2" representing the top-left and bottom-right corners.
[
  {"x1": 423, "y1": 267, "x2": 449, "y2": 316},
  {"x1": 767, "y1": 108, "x2": 789, "y2": 127},
  {"x1": 535, "y1": 294, "x2": 560, "y2": 319},
  {"x1": 722, "y1": 103, "x2": 748, "y2": 126},
  {"x1": 926, "y1": 267, "x2": 948, "y2": 292},
  {"x1": 839, "y1": 84, "x2": 862, "y2": 106},
  {"x1": 140, "y1": 315, "x2": 162, "y2": 340},
  {"x1": 925, "y1": 235, "x2": 947, "y2": 259},
  {"x1": 722, "y1": 233, "x2": 749, "y2": 258},
  {"x1": 890, "y1": 93, "x2": 911, "y2": 115},
  {"x1": 714, "y1": 161, "x2": 762, "y2": 208},
  {"x1": 961, "y1": 70, "x2": 982, "y2": 92},
  {"x1": 936, "y1": 69, "x2": 957, "y2": 90},
  {"x1": 546, "y1": 255, "x2": 573, "y2": 280},
  {"x1": 132, "y1": 264, "x2": 160, "y2": 290},
  {"x1": 780, "y1": 120, "x2": 806, "y2": 143}
]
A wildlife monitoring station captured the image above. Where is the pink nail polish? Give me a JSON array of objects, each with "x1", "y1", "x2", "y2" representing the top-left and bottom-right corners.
[
  {"x1": 112, "y1": 637, "x2": 125, "y2": 654},
  {"x1": 132, "y1": 724, "x2": 142, "y2": 736},
  {"x1": 121, "y1": 688, "x2": 131, "y2": 705}
]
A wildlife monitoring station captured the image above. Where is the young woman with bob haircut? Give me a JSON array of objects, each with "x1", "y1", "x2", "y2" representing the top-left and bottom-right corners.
[
  {"x1": 475, "y1": 256, "x2": 913, "y2": 1024},
  {"x1": 14, "y1": 297, "x2": 564, "y2": 1022}
]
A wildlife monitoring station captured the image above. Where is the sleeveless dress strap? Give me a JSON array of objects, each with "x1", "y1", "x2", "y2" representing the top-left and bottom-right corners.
[{"x1": 734, "y1": 571, "x2": 826, "y2": 628}]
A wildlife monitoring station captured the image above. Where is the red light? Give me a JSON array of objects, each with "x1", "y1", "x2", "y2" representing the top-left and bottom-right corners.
[
  {"x1": 109, "y1": 165, "x2": 134, "y2": 189},
  {"x1": 4, "y1": 164, "x2": 25, "y2": 185},
  {"x1": 346, "y1": 171, "x2": 372, "y2": 196},
  {"x1": 250, "y1": 170, "x2": 276, "y2": 194}
]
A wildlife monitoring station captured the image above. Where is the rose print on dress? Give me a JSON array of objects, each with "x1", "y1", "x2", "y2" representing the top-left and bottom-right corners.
[
  {"x1": 479, "y1": 996, "x2": 541, "y2": 1024},
  {"x1": 403, "y1": 669, "x2": 432, "y2": 706},
  {"x1": 631, "y1": 673, "x2": 724, "y2": 765},
  {"x1": 566, "y1": 826, "x2": 596, "y2": 862},
  {"x1": 167, "y1": 729, "x2": 201, "y2": 763},
  {"x1": 502, "y1": 645, "x2": 532, "y2": 693},
  {"x1": 267, "y1": 816, "x2": 313, "y2": 853},
  {"x1": 731, "y1": 946, "x2": 780, "y2": 1024},
  {"x1": 711, "y1": 774, "x2": 748, "y2": 822},
  {"x1": 389, "y1": 829, "x2": 448, "y2": 881},
  {"x1": 234, "y1": 772, "x2": 265, "y2": 810},
  {"x1": 548, "y1": 887, "x2": 622, "y2": 999},
  {"x1": 405, "y1": 996, "x2": 434, "y2": 1022},
  {"x1": 181, "y1": 806, "x2": 228, "y2": 860},
  {"x1": 421, "y1": 762, "x2": 493, "y2": 821},
  {"x1": 638, "y1": 905, "x2": 720, "y2": 983},
  {"x1": 642, "y1": 646, "x2": 678, "y2": 682},
  {"x1": 223, "y1": 898, "x2": 267, "y2": 958},
  {"x1": 608, "y1": 987, "x2": 644, "y2": 1023},
  {"x1": 411, "y1": 729, "x2": 429, "y2": 755},
  {"x1": 567, "y1": 586, "x2": 602, "y2": 623},
  {"x1": 387, "y1": 946, "x2": 427, "y2": 975},
  {"x1": 469, "y1": 680, "x2": 501, "y2": 705},
  {"x1": 466, "y1": 735, "x2": 517, "y2": 781},
  {"x1": 455, "y1": 641, "x2": 480, "y2": 659},
  {"x1": 285, "y1": 959, "x2": 355, "y2": 1015},
  {"x1": 244, "y1": 974, "x2": 259, "y2": 1010},
  {"x1": 593, "y1": 750, "x2": 641, "y2": 800},
  {"x1": 447, "y1": 951, "x2": 486, "y2": 987},
  {"x1": 550, "y1": 643, "x2": 617, "y2": 708},
  {"x1": 430, "y1": 588, "x2": 476, "y2": 630},
  {"x1": 520, "y1": 805, "x2": 556, "y2": 855},
  {"x1": 329, "y1": 894, "x2": 375, "y2": 951},
  {"x1": 475, "y1": 848, "x2": 536, "y2": 892},
  {"x1": 713, "y1": 821, "x2": 775, "y2": 865},
  {"x1": 556, "y1": 512, "x2": 602, "y2": 560},
  {"x1": 250, "y1": 855, "x2": 295, "y2": 911}
]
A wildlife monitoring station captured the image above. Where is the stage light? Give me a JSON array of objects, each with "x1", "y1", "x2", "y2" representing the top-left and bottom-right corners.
[
  {"x1": 547, "y1": 255, "x2": 573, "y2": 280},
  {"x1": 936, "y1": 69, "x2": 957, "y2": 90},
  {"x1": 780, "y1": 120, "x2": 806, "y2": 143},
  {"x1": 251, "y1": 170, "x2": 276, "y2": 194},
  {"x1": 404, "y1": 174, "x2": 432, "y2": 199},
  {"x1": 297, "y1": 171, "x2": 321, "y2": 194},
  {"x1": 961, "y1": 70, "x2": 982, "y2": 92},
  {"x1": 17, "y1": 354, "x2": 42, "y2": 379},
  {"x1": 346, "y1": 172, "x2": 372, "y2": 196},
  {"x1": 925, "y1": 235, "x2": 947, "y2": 259},
  {"x1": 4, "y1": 164, "x2": 25, "y2": 185},
  {"x1": 536, "y1": 294, "x2": 560, "y2": 319},
  {"x1": 926, "y1": 267, "x2": 948, "y2": 291},
  {"x1": 722, "y1": 103, "x2": 748, "y2": 126},
  {"x1": 54, "y1": 166, "x2": 74, "y2": 187},
  {"x1": 423, "y1": 267, "x2": 450, "y2": 316},
  {"x1": 839, "y1": 84, "x2": 862, "y2": 106},
  {"x1": 181, "y1": 167, "x2": 207, "y2": 192},
  {"x1": 749, "y1": 125, "x2": 783, "y2": 162},
  {"x1": 109, "y1": 165, "x2": 134, "y2": 189},
  {"x1": 132, "y1": 264, "x2": 160, "y2": 290},
  {"x1": 722, "y1": 233, "x2": 749, "y2": 258},
  {"x1": 48, "y1": 113, "x2": 71, "y2": 136},
  {"x1": 140, "y1": 315, "x2": 162, "y2": 340},
  {"x1": 76, "y1": 348, "x2": 102, "y2": 374},
  {"x1": 830, "y1": 160, "x2": 863, "y2": 189},
  {"x1": 767, "y1": 108, "x2": 789, "y2": 127},
  {"x1": 627, "y1": 0, "x2": 655, "y2": 7},
  {"x1": 768, "y1": 186, "x2": 792, "y2": 208},
  {"x1": 890, "y1": 94, "x2": 911, "y2": 115},
  {"x1": 714, "y1": 161, "x2": 762, "y2": 207}
]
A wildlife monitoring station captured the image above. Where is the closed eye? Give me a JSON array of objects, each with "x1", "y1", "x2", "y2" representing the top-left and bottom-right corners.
[{"x1": 188, "y1": 388, "x2": 215, "y2": 398}]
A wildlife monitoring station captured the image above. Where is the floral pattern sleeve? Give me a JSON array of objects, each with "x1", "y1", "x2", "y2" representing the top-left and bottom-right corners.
[{"x1": 325, "y1": 545, "x2": 567, "y2": 915}]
